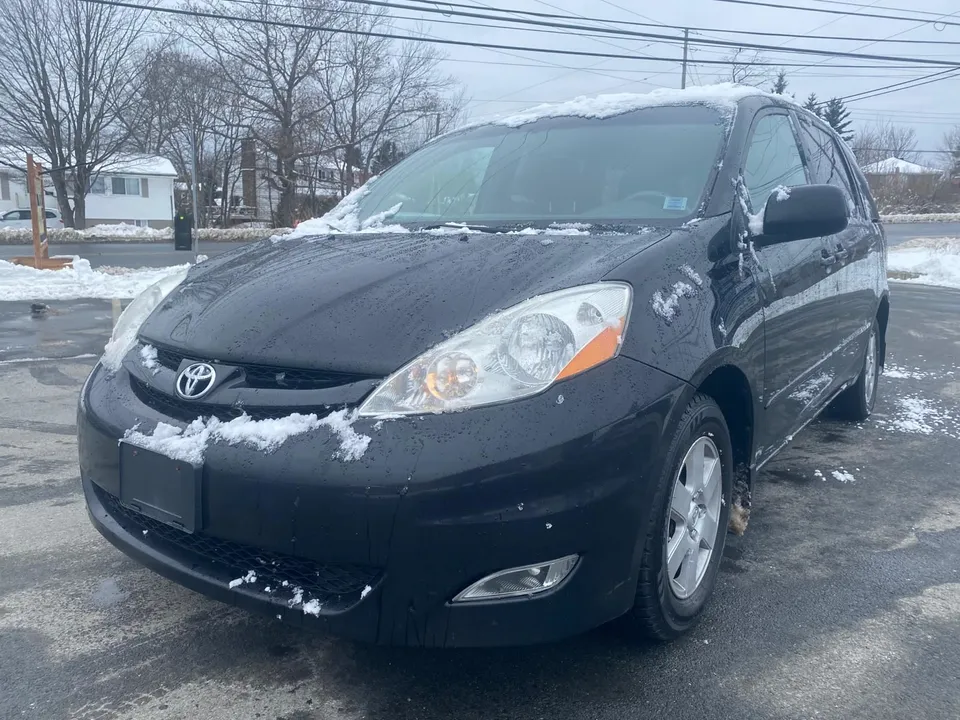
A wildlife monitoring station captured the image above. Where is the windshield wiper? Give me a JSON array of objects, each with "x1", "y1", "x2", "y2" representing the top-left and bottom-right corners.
[{"x1": 420, "y1": 222, "x2": 509, "y2": 233}]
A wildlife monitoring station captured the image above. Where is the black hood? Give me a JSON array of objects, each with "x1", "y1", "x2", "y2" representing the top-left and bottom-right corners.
[{"x1": 139, "y1": 230, "x2": 668, "y2": 375}]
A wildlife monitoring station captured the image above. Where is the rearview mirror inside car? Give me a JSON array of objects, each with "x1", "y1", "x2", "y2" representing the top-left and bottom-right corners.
[{"x1": 758, "y1": 184, "x2": 849, "y2": 245}]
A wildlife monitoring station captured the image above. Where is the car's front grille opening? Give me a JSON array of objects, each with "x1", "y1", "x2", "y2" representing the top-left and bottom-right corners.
[
  {"x1": 147, "y1": 342, "x2": 374, "y2": 391},
  {"x1": 129, "y1": 377, "x2": 314, "y2": 422},
  {"x1": 95, "y1": 485, "x2": 381, "y2": 610}
]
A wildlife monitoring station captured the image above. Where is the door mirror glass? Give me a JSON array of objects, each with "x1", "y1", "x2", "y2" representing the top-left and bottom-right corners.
[{"x1": 758, "y1": 184, "x2": 848, "y2": 245}]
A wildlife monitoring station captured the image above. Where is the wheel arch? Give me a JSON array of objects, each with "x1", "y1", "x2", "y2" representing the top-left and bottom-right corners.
[{"x1": 690, "y1": 360, "x2": 756, "y2": 489}]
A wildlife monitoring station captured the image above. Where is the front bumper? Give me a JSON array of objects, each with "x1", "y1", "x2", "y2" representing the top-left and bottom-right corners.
[{"x1": 79, "y1": 357, "x2": 685, "y2": 647}]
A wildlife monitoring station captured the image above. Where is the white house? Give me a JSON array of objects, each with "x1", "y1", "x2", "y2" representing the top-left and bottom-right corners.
[{"x1": 0, "y1": 148, "x2": 177, "y2": 228}]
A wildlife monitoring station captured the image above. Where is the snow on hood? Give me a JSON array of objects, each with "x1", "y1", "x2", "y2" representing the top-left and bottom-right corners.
[{"x1": 122, "y1": 409, "x2": 371, "y2": 465}]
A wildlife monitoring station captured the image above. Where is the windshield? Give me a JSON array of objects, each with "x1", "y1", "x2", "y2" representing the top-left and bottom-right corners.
[{"x1": 355, "y1": 105, "x2": 729, "y2": 227}]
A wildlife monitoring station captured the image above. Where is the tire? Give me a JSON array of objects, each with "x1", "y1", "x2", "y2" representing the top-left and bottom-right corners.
[
  {"x1": 629, "y1": 394, "x2": 733, "y2": 641},
  {"x1": 831, "y1": 318, "x2": 879, "y2": 422}
]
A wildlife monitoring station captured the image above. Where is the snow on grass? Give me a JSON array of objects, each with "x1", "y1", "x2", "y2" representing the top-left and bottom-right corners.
[
  {"x1": 139, "y1": 344, "x2": 159, "y2": 375},
  {"x1": 881, "y1": 213, "x2": 960, "y2": 224},
  {"x1": 0, "y1": 257, "x2": 190, "y2": 301},
  {"x1": 888, "y1": 238, "x2": 960, "y2": 289},
  {"x1": 123, "y1": 410, "x2": 372, "y2": 464},
  {"x1": 84, "y1": 223, "x2": 169, "y2": 238}
]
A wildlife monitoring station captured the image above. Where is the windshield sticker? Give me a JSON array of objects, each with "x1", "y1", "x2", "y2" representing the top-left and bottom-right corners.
[{"x1": 663, "y1": 196, "x2": 688, "y2": 211}]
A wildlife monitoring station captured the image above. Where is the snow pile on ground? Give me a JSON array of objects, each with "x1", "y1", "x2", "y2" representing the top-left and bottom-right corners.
[
  {"x1": 123, "y1": 409, "x2": 371, "y2": 464},
  {"x1": 888, "y1": 238, "x2": 960, "y2": 289},
  {"x1": 875, "y1": 395, "x2": 959, "y2": 438},
  {"x1": 0, "y1": 225, "x2": 294, "y2": 244},
  {"x1": 85, "y1": 223, "x2": 170, "y2": 238},
  {"x1": 881, "y1": 213, "x2": 960, "y2": 224},
  {"x1": 0, "y1": 257, "x2": 190, "y2": 301},
  {"x1": 883, "y1": 364, "x2": 930, "y2": 380}
]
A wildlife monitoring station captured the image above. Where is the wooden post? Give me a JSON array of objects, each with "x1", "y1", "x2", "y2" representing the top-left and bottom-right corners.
[{"x1": 10, "y1": 153, "x2": 71, "y2": 269}]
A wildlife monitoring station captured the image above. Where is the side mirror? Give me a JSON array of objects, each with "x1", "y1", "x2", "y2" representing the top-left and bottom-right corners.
[{"x1": 758, "y1": 184, "x2": 848, "y2": 245}]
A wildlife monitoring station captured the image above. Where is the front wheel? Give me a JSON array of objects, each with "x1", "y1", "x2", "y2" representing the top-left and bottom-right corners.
[
  {"x1": 629, "y1": 394, "x2": 732, "y2": 640},
  {"x1": 831, "y1": 319, "x2": 879, "y2": 422}
]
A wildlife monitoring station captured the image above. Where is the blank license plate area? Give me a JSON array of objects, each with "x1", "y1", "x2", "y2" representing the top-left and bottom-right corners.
[{"x1": 119, "y1": 442, "x2": 201, "y2": 533}]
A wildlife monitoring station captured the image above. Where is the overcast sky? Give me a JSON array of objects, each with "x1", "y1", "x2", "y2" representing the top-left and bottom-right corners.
[{"x1": 391, "y1": 0, "x2": 960, "y2": 159}]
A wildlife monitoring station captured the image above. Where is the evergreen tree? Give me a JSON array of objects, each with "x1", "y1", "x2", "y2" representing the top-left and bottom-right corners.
[
  {"x1": 771, "y1": 70, "x2": 788, "y2": 95},
  {"x1": 802, "y1": 92, "x2": 822, "y2": 117},
  {"x1": 822, "y1": 97, "x2": 854, "y2": 141}
]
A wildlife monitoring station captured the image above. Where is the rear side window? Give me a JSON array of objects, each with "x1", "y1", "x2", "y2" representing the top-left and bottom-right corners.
[
  {"x1": 743, "y1": 114, "x2": 807, "y2": 212},
  {"x1": 797, "y1": 118, "x2": 860, "y2": 215},
  {"x1": 45, "y1": 210, "x2": 57, "y2": 219}
]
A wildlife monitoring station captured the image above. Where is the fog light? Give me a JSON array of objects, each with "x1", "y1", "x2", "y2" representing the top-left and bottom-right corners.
[{"x1": 452, "y1": 555, "x2": 579, "y2": 602}]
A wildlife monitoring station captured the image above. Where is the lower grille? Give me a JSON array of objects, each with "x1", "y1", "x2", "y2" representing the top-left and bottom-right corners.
[{"x1": 96, "y1": 485, "x2": 381, "y2": 609}]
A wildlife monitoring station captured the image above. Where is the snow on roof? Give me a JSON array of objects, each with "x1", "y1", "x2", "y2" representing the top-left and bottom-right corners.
[
  {"x1": 447, "y1": 83, "x2": 778, "y2": 136},
  {"x1": 862, "y1": 157, "x2": 942, "y2": 175},
  {"x1": 0, "y1": 146, "x2": 176, "y2": 177}
]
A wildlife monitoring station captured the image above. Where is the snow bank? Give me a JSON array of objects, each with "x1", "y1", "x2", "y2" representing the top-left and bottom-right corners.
[
  {"x1": 123, "y1": 410, "x2": 372, "y2": 464},
  {"x1": 888, "y1": 238, "x2": 960, "y2": 289},
  {"x1": 0, "y1": 257, "x2": 190, "y2": 301},
  {"x1": 0, "y1": 225, "x2": 294, "y2": 243},
  {"x1": 881, "y1": 213, "x2": 960, "y2": 224}
]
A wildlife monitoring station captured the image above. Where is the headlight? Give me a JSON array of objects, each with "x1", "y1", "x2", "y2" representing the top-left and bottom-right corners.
[
  {"x1": 101, "y1": 268, "x2": 189, "y2": 372},
  {"x1": 358, "y1": 282, "x2": 632, "y2": 417}
]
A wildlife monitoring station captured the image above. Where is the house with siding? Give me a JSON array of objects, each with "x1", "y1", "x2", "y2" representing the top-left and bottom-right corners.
[{"x1": 0, "y1": 149, "x2": 177, "y2": 228}]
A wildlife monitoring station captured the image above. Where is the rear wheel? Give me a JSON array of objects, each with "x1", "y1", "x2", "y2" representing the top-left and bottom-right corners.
[
  {"x1": 629, "y1": 394, "x2": 732, "y2": 640},
  {"x1": 831, "y1": 319, "x2": 879, "y2": 422}
]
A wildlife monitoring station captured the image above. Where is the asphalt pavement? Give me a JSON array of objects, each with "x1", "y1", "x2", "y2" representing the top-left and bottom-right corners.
[
  {"x1": 0, "y1": 282, "x2": 958, "y2": 720},
  {"x1": 0, "y1": 220, "x2": 958, "y2": 270}
]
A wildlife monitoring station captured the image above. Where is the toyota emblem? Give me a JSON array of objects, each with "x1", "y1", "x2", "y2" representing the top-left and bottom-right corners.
[{"x1": 175, "y1": 362, "x2": 217, "y2": 400}]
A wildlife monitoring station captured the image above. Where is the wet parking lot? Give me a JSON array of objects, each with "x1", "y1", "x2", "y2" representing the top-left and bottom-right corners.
[{"x1": 1, "y1": 283, "x2": 958, "y2": 720}]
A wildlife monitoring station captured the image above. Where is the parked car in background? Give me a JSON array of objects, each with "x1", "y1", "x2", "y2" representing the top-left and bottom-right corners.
[
  {"x1": 0, "y1": 207, "x2": 64, "y2": 230},
  {"x1": 78, "y1": 85, "x2": 888, "y2": 648}
]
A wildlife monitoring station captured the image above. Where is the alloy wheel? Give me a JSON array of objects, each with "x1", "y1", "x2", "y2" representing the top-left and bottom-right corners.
[
  {"x1": 665, "y1": 436, "x2": 723, "y2": 600},
  {"x1": 864, "y1": 329, "x2": 878, "y2": 406}
]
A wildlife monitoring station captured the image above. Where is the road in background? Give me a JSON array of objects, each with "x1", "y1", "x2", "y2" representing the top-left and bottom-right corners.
[
  {"x1": 884, "y1": 222, "x2": 960, "y2": 246},
  {"x1": 1, "y1": 284, "x2": 959, "y2": 720},
  {"x1": 0, "y1": 221, "x2": 958, "y2": 269}
]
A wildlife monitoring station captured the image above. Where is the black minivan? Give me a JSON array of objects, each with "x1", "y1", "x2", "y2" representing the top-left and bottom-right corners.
[{"x1": 78, "y1": 86, "x2": 888, "y2": 647}]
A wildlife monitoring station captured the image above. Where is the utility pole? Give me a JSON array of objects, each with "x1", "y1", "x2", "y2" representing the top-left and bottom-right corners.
[
  {"x1": 681, "y1": 28, "x2": 689, "y2": 90},
  {"x1": 190, "y1": 128, "x2": 200, "y2": 259}
]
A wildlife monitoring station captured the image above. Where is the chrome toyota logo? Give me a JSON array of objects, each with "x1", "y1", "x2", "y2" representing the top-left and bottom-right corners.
[{"x1": 175, "y1": 362, "x2": 216, "y2": 400}]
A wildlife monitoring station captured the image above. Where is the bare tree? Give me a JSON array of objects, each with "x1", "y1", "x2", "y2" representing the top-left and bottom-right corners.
[
  {"x1": 177, "y1": 0, "x2": 341, "y2": 227},
  {"x1": 0, "y1": 0, "x2": 155, "y2": 228},
  {"x1": 942, "y1": 126, "x2": 960, "y2": 178},
  {"x1": 851, "y1": 119, "x2": 919, "y2": 168},
  {"x1": 720, "y1": 48, "x2": 772, "y2": 88},
  {"x1": 320, "y1": 13, "x2": 463, "y2": 191}
]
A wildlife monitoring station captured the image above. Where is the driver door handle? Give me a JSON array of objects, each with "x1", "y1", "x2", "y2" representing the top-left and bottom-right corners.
[{"x1": 820, "y1": 248, "x2": 837, "y2": 266}]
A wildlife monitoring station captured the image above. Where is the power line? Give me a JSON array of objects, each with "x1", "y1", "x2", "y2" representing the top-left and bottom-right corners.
[
  {"x1": 711, "y1": 0, "x2": 960, "y2": 27},
  {"x1": 325, "y1": 0, "x2": 960, "y2": 65},
  {"x1": 78, "y1": 0, "x2": 959, "y2": 69},
  {"x1": 796, "y1": 0, "x2": 952, "y2": 18},
  {"x1": 363, "y1": 0, "x2": 960, "y2": 44}
]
